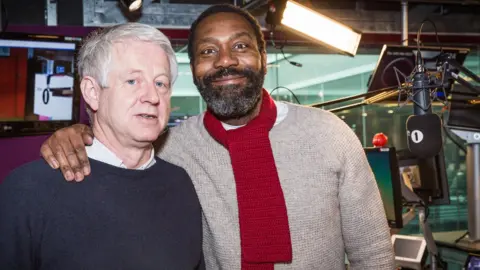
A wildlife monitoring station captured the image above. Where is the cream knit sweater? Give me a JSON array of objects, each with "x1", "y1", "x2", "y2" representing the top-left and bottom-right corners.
[{"x1": 157, "y1": 102, "x2": 395, "y2": 270}]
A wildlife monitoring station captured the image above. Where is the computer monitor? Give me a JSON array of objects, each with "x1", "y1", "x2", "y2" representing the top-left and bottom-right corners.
[
  {"x1": 366, "y1": 44, "x2": 470, "y2": 102},
  {"x1": 364, "y1": 147, "x2": 403, "y2": 228},
  {"x1": 0, "y1": 32, "x2": 82, "y2": 137},
  {"x1": 397, "y1": 148, "x2": 450, "y2": 205}
]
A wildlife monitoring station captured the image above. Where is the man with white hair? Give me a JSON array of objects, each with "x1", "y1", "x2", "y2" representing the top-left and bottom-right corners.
[{"x1": 0, "y1": 23, "x2": 205, "y2": 269}]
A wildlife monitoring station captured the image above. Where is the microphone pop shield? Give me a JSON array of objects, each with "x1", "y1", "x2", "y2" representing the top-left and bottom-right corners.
[{"x1": 406, "y1": 114, "x2": 443, "y2": 159}]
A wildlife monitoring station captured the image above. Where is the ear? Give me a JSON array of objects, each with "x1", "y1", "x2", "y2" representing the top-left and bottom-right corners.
[
  {"x1": 80, "y1": 76, "x2": 101, "y2": 112},
  {"x1": 261, "y1": 50, "x2": 267, "y2": 75}
]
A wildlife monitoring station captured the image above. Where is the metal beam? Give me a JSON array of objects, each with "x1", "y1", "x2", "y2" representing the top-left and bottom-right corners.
[
  {"x1": 401, "y1": 1, "x2": 408, "y2": 45},
  {"x1": 283, "y1": 63, "x2": 377, "y2": 91},
  {"x1": 81, "y1": 1, "x2": 480, "y2": 35},
  {"x1": 83, "y1": 0, "x2": 211, "y2": 27},
  {"x1": 173, "y1": 0, "x2": 266, "y2": 53},
  {"x1": 241, "y1": 0, "x2": 268, "y2": 10}
]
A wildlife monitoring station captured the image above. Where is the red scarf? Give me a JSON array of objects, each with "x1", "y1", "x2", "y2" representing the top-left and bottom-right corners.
[{"x1": 203, "y1": 89, "x2": 292, "y2": 270}]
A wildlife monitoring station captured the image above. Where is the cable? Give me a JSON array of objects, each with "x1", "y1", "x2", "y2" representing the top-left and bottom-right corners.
[
  {"x1": 415, "y1": 18, "x2": 443, "y2": 68},
  {"x1": 415, "y1": 20, "x2": 466, "y2": 156},
  {"x1": 418, "y1": 18, "x2": 442, "y2": 52},
  {"x1": 402, "y1": 199, "x2": 430, "y2": 221},
  {"x1": 269, "y1": 86, "x2": 301, "y2": 104},
  {"x1": 454, "y1": 231, "x2": 469, "y2": 244},
  {"x1": 269, "y1": 26, "x2": 302, "y2": 68}
]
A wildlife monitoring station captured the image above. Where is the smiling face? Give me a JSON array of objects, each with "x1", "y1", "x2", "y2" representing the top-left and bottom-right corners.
[
  {"x1": 81, "y1": 39, "x2": 171, "y2": 147},
  {"x1": 191, "y1": 12, "x2": 267, "y2": 120}
]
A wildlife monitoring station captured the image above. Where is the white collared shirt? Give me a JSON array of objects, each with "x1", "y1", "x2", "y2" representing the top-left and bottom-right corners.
[
  {"x1": 221, "y1": 101, "x2": 288, "y2": 130},
  {"x1": 85, "y1": 138, "x2": 156, "y2": 170}
]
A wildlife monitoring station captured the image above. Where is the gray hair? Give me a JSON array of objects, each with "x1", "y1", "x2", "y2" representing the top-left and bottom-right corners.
[{"x1": 77, "y1": 22, "x2": 178, "y2": 88}]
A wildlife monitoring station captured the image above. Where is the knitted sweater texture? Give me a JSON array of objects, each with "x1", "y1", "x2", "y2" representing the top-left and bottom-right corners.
[{"x1": 157, "y1": 102, "x2": 395, "y2": 270}]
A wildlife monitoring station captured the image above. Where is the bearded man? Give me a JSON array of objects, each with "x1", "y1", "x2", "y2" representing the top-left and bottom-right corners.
[{"x1": 39, "y1": 4, "x2": 395, "y2": 270}]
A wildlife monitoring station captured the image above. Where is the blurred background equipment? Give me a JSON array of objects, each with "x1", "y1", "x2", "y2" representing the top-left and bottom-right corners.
[
  {"x1": 464, "y1": 253, "x2": 480, "y2": 269},
  {"x1": 0, "y1": 32, "x2": 81, "y2": 137},
  {"x1": 313, "y1": 13, "x2": 478, "y2": 266},
  {"x1": 391, "y1": 234, "x2": 428, "y2": 270},
  {"x1": 364, "y1": 146, "x2": 404, "y2": 229}
]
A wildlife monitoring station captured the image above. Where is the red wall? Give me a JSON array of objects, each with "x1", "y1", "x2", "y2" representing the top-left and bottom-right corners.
[{"x1": 0, "y1": 48, "x2": 28, "y2": 120}]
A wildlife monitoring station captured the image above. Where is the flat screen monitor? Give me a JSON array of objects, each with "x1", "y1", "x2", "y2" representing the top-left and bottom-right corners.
[
  {"x1": 364, "y1": 147, "x2": 403, "y2": 228},
  {"x1": 0, "y1": 32, "x2": 82, "y2": 137},
  {"x1": 397, "y1": 148, "x2": 450, "y2": 205},
  {"x1": 366, "y1": 44, "x2": 470, "y2": 102}
]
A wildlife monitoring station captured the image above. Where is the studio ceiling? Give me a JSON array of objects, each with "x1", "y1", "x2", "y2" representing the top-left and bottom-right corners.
[{"x1": 4, "y1": 0, "x2": 480, "y2": 48}]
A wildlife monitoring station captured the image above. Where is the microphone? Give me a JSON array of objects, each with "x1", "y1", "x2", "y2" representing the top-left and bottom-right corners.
[{"x1": 405, "y1": 50, "x2": 444, "y2": 159}]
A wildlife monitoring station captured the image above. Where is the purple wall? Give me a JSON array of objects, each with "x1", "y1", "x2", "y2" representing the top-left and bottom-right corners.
[
  {"x1": 0, "y1": 135, "x2": 50, "y2": 180},
  {"x1": 0, "y1": 25, "x2": 94, "y2": 181},
  {"x1": 0, "y1": 99, "x2": 89, "y2": 181}
]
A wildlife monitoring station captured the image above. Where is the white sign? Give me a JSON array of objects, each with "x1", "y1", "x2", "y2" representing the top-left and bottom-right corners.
[{"x1": 411, "y1": 130, "x2": 424, "y2": 143}]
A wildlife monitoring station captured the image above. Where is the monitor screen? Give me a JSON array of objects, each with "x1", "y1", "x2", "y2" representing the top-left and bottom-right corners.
[
  {"x1": 0, "y1": 33, "x2": 82, "y2": 137},
  {"x1": 365, "y1": 147, "x2": 403, "y2": 228},
  {"x1": 366, "y1": 45, "x2": 470, "y2": 102}
]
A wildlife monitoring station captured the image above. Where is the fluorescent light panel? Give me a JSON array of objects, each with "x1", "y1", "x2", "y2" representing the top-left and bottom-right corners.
[
  {"x1": 129, "y1": 0, "x2": 142, "y2": 11},
  {"x1": 281, "y1": 0, "x2": 362, "y2": 56},
  {"x1": 120, "y1": 0, "x2": 142, "y2": 11}
]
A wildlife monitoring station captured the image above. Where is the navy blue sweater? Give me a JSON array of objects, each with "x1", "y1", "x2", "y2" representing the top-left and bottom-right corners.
[{"x1": 0, "y1": 157, "x2": 204, "y2": 270}]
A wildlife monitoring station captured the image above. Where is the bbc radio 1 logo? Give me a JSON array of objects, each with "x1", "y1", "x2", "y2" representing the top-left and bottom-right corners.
[{"x1": 407, "y1": 130, "x2": 424, "y2": 144}]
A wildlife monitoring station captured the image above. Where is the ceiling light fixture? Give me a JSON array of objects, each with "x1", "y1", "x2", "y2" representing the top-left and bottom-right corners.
[
  {"x1": 119, "y1": 0, "x2": 143, "y2": 12},
  {"x1": 267, "y1": 0, "x2": 362, "y2": 56}
]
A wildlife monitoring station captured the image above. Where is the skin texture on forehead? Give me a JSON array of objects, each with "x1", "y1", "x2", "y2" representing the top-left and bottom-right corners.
[{"x1": 109, "y1": 40, "x2": 171, "y2": 90}]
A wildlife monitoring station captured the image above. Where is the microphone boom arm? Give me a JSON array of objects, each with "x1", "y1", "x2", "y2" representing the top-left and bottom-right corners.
[
  {"x1": 309, "y1": 86, "x2": 397, "y2": 108},
  {"x1": 440, "y1": 54, "x2": 480, "y2": 95},
  {"x1": 327, "y1": 90, "x2": 399, "y2": 113}
]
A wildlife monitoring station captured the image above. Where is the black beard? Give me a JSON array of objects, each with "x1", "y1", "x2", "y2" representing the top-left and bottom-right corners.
[{"x1": 194, "y1": 65, "x2": 265, "y2": 120}]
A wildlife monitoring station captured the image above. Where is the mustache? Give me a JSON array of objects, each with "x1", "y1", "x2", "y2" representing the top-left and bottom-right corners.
[{"x1": 202, "y1": 67, "x2": 254, "y2": 84}]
